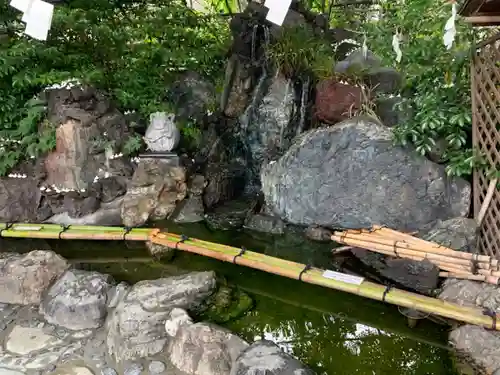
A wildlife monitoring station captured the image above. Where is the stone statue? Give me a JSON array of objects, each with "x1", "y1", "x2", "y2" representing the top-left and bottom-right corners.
[{"x1": 143, "y1": 112, "x2": 180, "y2": 152}]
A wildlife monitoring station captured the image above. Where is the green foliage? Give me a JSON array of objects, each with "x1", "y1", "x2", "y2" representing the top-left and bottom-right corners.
[
  {"x1": 0, "y1": 0, "x2": 230, "y2": 175},
  {"x1": 362, "y1": 0, "x2": 480, "y2": 177},
  {"x1": 122, "y1": 134, "x2": 144, "y2": 156},
  {"x1": 266, "y1": 24, "x2": 335, "y2": 79}
]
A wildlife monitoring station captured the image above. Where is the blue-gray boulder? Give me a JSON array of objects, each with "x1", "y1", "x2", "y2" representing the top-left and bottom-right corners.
[{"x1": 260, "y1": 117, "x2": 471, "y2": 231}]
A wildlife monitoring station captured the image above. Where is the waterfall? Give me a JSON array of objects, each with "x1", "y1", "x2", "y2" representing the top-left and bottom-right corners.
[{"x1": 296, "y1": 77, "x2": 311, "y2": 137}]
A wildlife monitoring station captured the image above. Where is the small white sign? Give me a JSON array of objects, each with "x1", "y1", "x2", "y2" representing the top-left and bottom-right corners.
[
  {"x1": 23, "y1": 0, "x2": 53, "y2": 41},
  {"x1": 12, "y1": 225, "x2": 42, "y2": 231},
  {"x1": 264, "y1": 0, "x2": 291, "y2": 26},
  {"x1": 322, "y1": 270, "x2": 365, "y2": 285},
  {"x1": 9, "y1": 0, "x2": 32, "y2": 13}
]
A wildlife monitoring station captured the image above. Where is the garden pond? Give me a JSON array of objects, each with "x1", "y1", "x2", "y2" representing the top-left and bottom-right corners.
[{"x1": 7, "y1": 221, "x2": 459, "y2": 375}]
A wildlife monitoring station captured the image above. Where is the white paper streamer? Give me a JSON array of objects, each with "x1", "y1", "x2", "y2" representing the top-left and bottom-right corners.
[
  {"x1": 443, "y1": 3, "x2": 457, "y2": 50},
  {"x1": 23, "y1": 0, "x2": 54, "y2": 41},
  {"x1": 9, "y1": 0, "x2": 54, "y2": 41},
  {"x1": 392, "y1": 32, "x2": 403, "y2": 63},
  {"x1": 362, "y1": 35, "x2": 368, "y2": 59},
  {"x1": 264, "y1": 0, "x2": 292, "y2": 26},
  {"x1": 9, "y1": 0, "x2": 32, "y2": 13}
]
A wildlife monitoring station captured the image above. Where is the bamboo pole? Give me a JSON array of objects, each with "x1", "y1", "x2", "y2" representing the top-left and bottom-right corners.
[
  {"x1": 0, "y1": 223, "x2": 152, "y2": 233},
  {"x1": 150, "y1": 231, "x2": 500, "y2": 331},
  {"x1": 0, "y1": 224, "x2": 152, "y2": 241},
  {"x1": 477, "y1": 178, "x2": 498, "y2": 227}
]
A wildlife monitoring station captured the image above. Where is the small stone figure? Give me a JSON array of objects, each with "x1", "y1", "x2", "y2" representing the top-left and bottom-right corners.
[{"x1": 143, "y1": 112, "x2": 180, "y2": 152}]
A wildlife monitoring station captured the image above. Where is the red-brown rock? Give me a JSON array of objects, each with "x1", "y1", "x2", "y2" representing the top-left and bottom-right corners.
[{"x1": 315, "y1": 79, "x2": 362, "y2": 124}]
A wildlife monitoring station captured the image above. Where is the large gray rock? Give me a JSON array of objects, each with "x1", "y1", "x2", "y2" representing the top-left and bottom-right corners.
[
  {"x1": 40, "y1": 269, "x2": 115, "y2": 330},
  {"x1": 450, "y1": 325, "x2": 500, "y2": 374},
  {"x1": 0, "y1": 251, "x2": 69, "y2": 305},
  {"x1": 106, "y1": 272, "x2": 216, "y2": 363},
  {"x1": 230, "y1": 340, "x2": 315, "y2": 375},
  {"x1": 261, "y1": 117, "x2": 471, "y2": 231},
  {"x1": 422, "y1": 217, "x2": 477, "y2": 252},
  {"x1": 169, "y1": 322, "x2": 248, "y2": 375},
  {"x1": 351, "y1": 250, "x2": 439, "y2": 295}
]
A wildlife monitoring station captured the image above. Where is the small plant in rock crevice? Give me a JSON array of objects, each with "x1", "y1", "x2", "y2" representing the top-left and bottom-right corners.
[{"x1": 265, "y1": 24, "x2": 336, "y2": 80}]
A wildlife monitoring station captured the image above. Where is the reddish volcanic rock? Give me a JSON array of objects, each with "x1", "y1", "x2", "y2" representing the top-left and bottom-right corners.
[{"x1": 315, "y1": 79, "x2": 362, "y2": 124}]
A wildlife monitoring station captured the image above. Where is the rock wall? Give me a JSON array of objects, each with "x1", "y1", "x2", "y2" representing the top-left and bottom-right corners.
[{"x1": 0, "y1": 250, "x2": 316, "y2": 375}]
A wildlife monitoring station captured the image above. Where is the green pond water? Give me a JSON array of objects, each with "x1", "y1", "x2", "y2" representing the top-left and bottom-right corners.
[{"x1": 8, "y1": 222, "x2": 459, "y2": 375}]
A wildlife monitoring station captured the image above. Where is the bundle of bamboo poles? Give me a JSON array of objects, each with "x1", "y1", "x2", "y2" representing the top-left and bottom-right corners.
[{"x1": 331, "y1": 225, "x2": 500, "y2": 285}]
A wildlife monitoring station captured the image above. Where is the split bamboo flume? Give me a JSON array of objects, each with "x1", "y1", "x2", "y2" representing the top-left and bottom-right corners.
[
  {"x1": 332, "y1": 225, "x2": 500, "y2": 285},
  {"x1": 0, "y1": 222, "x2": 152, "y2": 241},
  {"x1": 147, "y1": 229, "x2": 500, "y2": 331},
  {"x1": 0, "y1": 222, "x2": 499, "y2": 331}
]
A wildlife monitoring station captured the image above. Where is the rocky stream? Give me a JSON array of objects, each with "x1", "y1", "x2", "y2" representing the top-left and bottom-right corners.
[{"x1": 0, "y1": 1, "x2": 498, "y2": 374}]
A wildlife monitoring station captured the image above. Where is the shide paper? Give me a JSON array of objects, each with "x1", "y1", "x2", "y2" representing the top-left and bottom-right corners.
[
  {"x1": 264, "y1": 0, "x2": 291, "y2": 26},
  {"x1": 9, "y1": 0, "x2": 54, "y2": 41}
]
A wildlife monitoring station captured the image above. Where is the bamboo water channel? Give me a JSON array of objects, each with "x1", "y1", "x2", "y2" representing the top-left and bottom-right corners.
[{"x1": 0, "y1": 222, "x2": 498, "y2": 332}]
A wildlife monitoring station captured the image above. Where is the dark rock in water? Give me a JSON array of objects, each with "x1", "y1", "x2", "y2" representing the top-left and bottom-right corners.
[
  {"x1": 205, "y1": 199, "x2": 255, "y2": 231},
  {"x1": 0, "y1": 178, "x2": 42, "y2": 222},
  {"x1": 422, "y1": 217, "x2": 477, "y2": 252},
  {"x1": 244, "y1": 214, "x2": 285, "y2": 235},
  {"x1": 230, "y1": 340, "x2": 316, "y2": 375},
  {"x1": 171, "y1": 196, "x2": 205, "y2": 224},
  {"x1": 168, "y1": 71, "x2": 216, "y2": 123},
  {"x1": 351, "y1": 249, "x2": 439, "y2": 295},
  {"x1": 63, "y1": 192, "x2": 100, "y2": 218},
  {"x1": 203, "y1": 161, "x2": 246, "y2": 209},
  {"x1": 304, "y1": 226, "x2": 332, "y2": 242},
  {"x1": 261, "y1": 117, "x2": 471, "y2": 232}
]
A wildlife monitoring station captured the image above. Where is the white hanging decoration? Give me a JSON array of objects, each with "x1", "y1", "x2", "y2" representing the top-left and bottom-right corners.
[
  {"x1": 443, "y1": 2, "x2": 458, "y2": 50},
  {"x1": 362, "y1": 34, "x2": 368, "y2": 59},
  {"x1": 264, "y1": 0, "x2": 292, "y2": 27},
  {"x1": 9, "y1": 0, "x2": 54, "y2": 41},
  {"x1": 392, "y1": 30, "x2": 403, "y2": 63}
]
